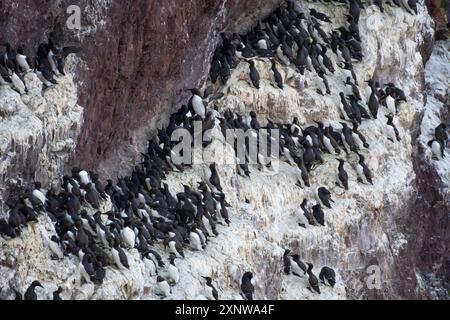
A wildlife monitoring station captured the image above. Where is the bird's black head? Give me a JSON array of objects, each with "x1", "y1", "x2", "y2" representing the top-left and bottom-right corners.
[
  {"x1": 384, "y1": 86, "x2": 392, "y2": 94},
  {"x1": 243, "y1": 272, "x2": 253, "y2": 280},
  {"x1": 72, "y1": 167, "x2": 81, "y2": 174},
  {"x1": 189, "y1": 88, "x2": 201, "y2": 97},
  {"x1": 31, "y1": 281, "x2": 43, "y2": 288},
  {"x1": 314, "y1": 120, "x2": 324, "y2": 128},
  {"x1": 197, "y1": 181, "x2": 206, "y2": 188},
  {"x1": 17, "y1": 45, "x2": 26, "y2": 55},
  {"x1": 37, "y1": 43, "x2": 49, "y2": 54}
]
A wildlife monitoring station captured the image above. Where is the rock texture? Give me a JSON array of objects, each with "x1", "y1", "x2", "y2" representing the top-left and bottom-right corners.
[
  {"x1": 425, "y1": 0, "x2": 449, "y2": 39},
  {"x1": 0, "y1": 0, "x2": 446, "y2": 186},
  {"x1": 0, "y1": 60, "x2": 82, "y2": 215},
  {"x1": 0, "y1": 0, "x2": 448, "y2": 300},
  {"x1": 410, "y1": 40, "x2": 450, "y2": 299},
  {"x1": 0, "y1": 0, "x2": 282, "y2": 183}
]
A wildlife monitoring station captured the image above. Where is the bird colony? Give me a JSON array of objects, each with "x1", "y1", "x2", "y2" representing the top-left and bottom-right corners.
[{"x1": 0, "y1": 0, "x2": 445, "y2": 300}]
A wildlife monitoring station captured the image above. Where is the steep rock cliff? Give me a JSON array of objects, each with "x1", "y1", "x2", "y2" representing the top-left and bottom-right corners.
[
  {"x1": 0, "y1": 1, "x2": 448, "y2": 300},
  {"x1": 0, "y1": 59, "x2": 82, "y2": 214},
  {"x1": 0, "y1": 0, "x2": 282, "y2": 183}
]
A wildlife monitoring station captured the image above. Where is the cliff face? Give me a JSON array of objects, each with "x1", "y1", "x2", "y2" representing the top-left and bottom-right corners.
[
  {"x1": 411, "y1": 41, "x2": 450, "y2": 298},
  {"x1": 0, "y1": 1, "x2": 449, "y2": 300},
  {"x1": 0, "y1": 60, "x2": 82, "y2": 212},
  {"x1": 0, "y1": 0, "x2": 282, "y2": 181}
]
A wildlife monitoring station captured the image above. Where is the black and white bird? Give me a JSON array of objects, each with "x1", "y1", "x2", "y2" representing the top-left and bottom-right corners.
[
  {"x1": 189, "y1": 89, "x2": 206, "y2": 119},
  {"x1": 385, "y1": 114, "x2": 401, "y2": 142},
  {"x1": 48, "y1": 235, "x2": 64, "y2": 259},
  {"x1": 111, "y1": 243, "x2": 130, "y2": 270},
  {"x1": 0, "y1": 219, "x2": 16, "y2": 239},
  {"x1": 270, "y1": 59, "x2": 283, "y2": 89},
  {"x1": 167, "y1": 255, "x2": 180, "y2": 285},
  {"x1": 319, "y1": 266, "x2": 336, "y2": 288},
  {"x1": 157, "y1": 276, "x2": 171, "y2": 298},
  {"x1": 16, "y1": 45, "x2": 32, "y2": 73},
  {"x1": 121, "y1": 223, "x2": 136, "y2": 249},
  {"x1": 356, "y1": 154, "x2": 373, "y2": 185},
  {"x1": 53, "y1": 287, "x2": 64, "y2": 300},
  {"x1": 246, "y1": 60, "x2": 260, "y2": 89},
  {"x1": 337, "y1": 159, "x2": 349, "y2": 190},
  {"x1": 290, "y1": 254, "x2": 307, "y2": 277},
  {"x1": 317, "y1": 187, "x2": 334, "y2": 209},
  {"x1": 283, "y1": 249, "x2": 291, "y2": 275},
  {"x1": 312, "y1": 204, "x2": 325, "y2": 226},
  {"x1": 306, "y1": 263, "x2": 320, "y2": 294},
  {"x1": 24, "y1": 281, "x2": 43, "y2": 300},
  {"x1": 202, "y1": 276, "x2": 219, "y2": 300},
  {"x1": 10, "y1": 67, "x2": 27, "y2": 95},
  {"x1": 428, "y1": 139, "x2": 445, "y2": 160},
  {"x1": 241, "y1": 272, "x2": 255, "y2": 300},
  {"x1": 189, "y1": 226, "x2": 204, "y2": 251},
  {"x1": 143, "y1": 253, "x2": 157, "y2": 276},
  {"x1": 0, "y1": 64, "x2": 11, "y2": 85}
]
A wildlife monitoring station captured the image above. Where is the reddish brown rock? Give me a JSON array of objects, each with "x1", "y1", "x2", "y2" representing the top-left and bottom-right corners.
[{"x1": 425, "y1": 0, "x2": 449, "y2": 39}]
